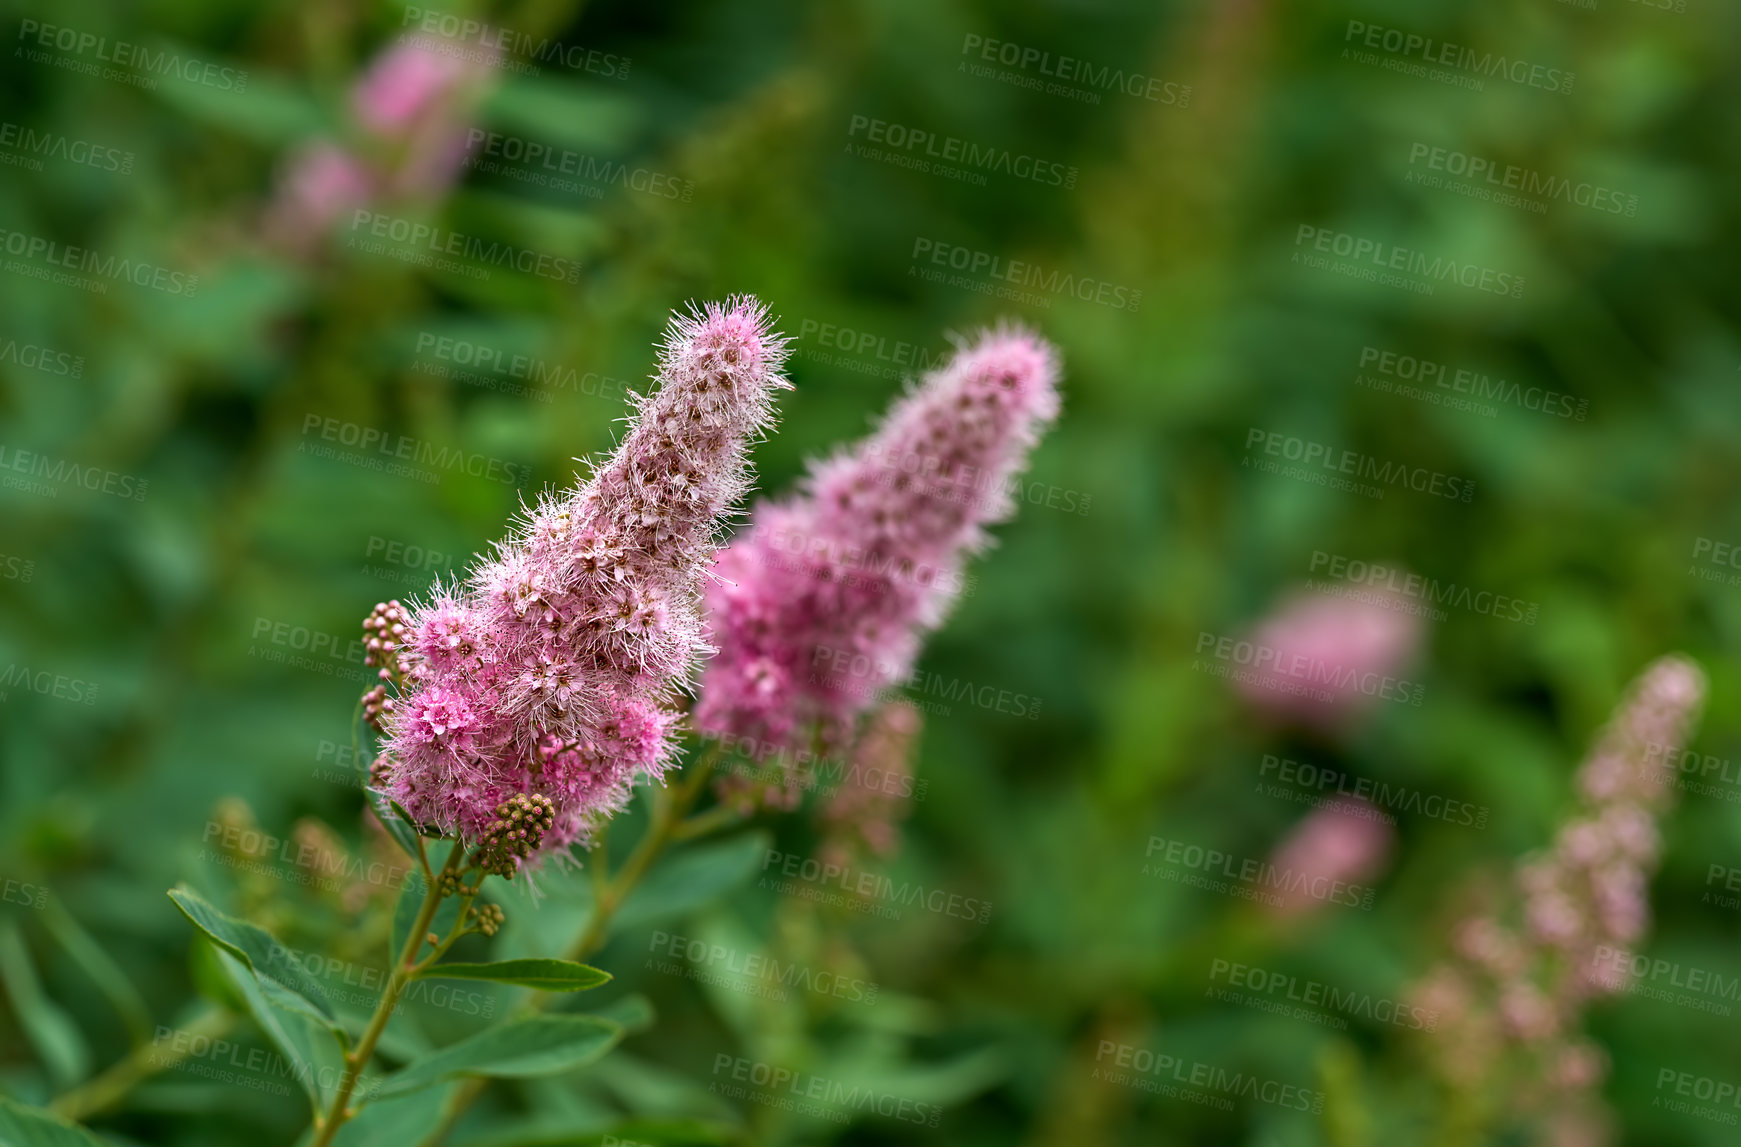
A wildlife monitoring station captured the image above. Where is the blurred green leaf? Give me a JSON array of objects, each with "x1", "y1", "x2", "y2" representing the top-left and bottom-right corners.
[
  {"x1": 0, "y1": 923, "x2": 91, "y2": 1090},
  {"x1": 0, "y1": 1097, "x2": 106, "y2": 1146},
  {"x1": 413, "y1": 958, "x2": 611, "y2": 991},
  {"x1": 612, "y1": 831, "x2": 772, "y2": 935},
  {"x1": 41, "y1": 895, "x2": 153, "y2": 1047},
  {"x1": 369, "y1": 1014, "x2": 624, "y2": 1101}
]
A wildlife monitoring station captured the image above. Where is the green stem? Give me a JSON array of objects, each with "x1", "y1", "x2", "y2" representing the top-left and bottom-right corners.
[
  {"x1": 310, "y1": 842, "x2": 464, "y2": 1147},
  {"x1": 421, "y1": 746, "x2": 731, "y2": 1146},
  {"x1": 49, "y1": 1005, "x2": 236, "y2": 1121}
]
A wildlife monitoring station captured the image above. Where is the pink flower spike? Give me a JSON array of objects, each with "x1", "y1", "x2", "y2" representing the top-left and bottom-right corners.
[
  {"x1": 695, "y1": 323, "x2": 1061, "y2": 754},
  {"x1": 374, "y1": 297, "x2": 792, "y2": 858}
]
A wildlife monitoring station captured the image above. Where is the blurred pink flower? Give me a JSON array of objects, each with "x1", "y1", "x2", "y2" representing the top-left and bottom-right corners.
[
  {"x1": 1266, "y1": 796, "x2": 1393, "y2": 918},
  {"x1": 1232, "y1": 586, "x2": 1423, "y2": 730},
  {"x1": 264, "y1": 35, "x2": 495, "y2": 251},
  {"x1": 264, "y1": 142, "x2": 375, "y2": 252}
]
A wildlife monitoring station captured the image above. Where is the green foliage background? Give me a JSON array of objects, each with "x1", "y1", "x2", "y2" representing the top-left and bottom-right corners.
[{"x1": 1, "y1": 0, "x2": 1739, "y2": 1143}]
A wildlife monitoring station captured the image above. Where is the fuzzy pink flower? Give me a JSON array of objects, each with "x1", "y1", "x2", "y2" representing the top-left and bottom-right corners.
[
  {"x1": 1233, "y1": 586, "x2": 1422, "y2": 730},
  {"x1": 695, "y1": 325, "x2": 1060, "y2": 752},
  {"x1": 1266, "y1": 797, "x2": 1393, "y2": 918},
  {"x1": 264, "y1": 143, "x2": 375, "y2": 252},
  {"x1": 376, "y1": 298, "x2": 791, "y2": 857}
]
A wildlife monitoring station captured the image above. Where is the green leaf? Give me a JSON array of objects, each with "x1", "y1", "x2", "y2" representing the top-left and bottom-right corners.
[
  {"x1": 0, "y1": 1097, "x2": 106, "y2": 1146},
  {"x1": 0, "y1": 921, "x2": 91, "y2": 1089},
  {"x1": 150, "y1": 60, "x2": 327, "y2": 145},
  {"x1": 41, "y1": 895, "x2": 153, "y2": 1046},
  {"x1": 211, "y1": 949, "x2": 347, "y2": 1114},
  {"x1": 412, "y1": 958, "x2": 610, "y2": 991},
  {"x1": 311, "y1": 1082, "x2": 457, "y2": 1147},
  {"x1": 369, "y1": 1015, "x2": 624, "y2": 1101},
  {"x1": 167, "y1": 887, "x2": 338, "y2": 1033},
  {"x1": 612, "y1": 831, "x2": 772, "y2": 935}
]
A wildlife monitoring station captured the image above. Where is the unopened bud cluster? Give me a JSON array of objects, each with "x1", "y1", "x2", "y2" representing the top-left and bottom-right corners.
[
  {"x1": 474, "y1": 793, "x2": 556, "y2": 877},
  {"x1": 362, "y1": 600, "x2": 416, "y2": 731}
]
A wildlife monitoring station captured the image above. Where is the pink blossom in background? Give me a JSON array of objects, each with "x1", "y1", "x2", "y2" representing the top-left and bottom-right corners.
[
  {"x1": 372, "y1": 298, "x2": 791, "y2": 860},
  {"x1": 264, "y1": 142, "x2": 376, "y2": 252},
  {"x1": 695, "y1": 325, "x2": 1061, "y2": 755},
  {"x1": 1232, "y1": 586, "x2": 1423, "y2": 730},
  {"x1": 264, "y1": 35, "x2": 495, "y2": 249},
  {"x1": 1409, "y1": 654, "x2": 1706, "y2": 1143},
  {"x1": 1266, "y1": 796, "x2": 1394, "y2": 918},
  {"x1": 818, "y1": 699, "x2": 922, "y2": 870}
]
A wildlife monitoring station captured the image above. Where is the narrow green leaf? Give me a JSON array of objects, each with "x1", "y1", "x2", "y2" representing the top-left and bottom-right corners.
[
  {"x1": 0, "y1": 922, "x2": 91, "y2": 1089},
  {"x1": 412, "y1": 958, "x2": 611, "y2": 991},
  {"x1": 167, "y1": 887, "x2": 337, "y2": 1031},
  {"x1": 370, "y1": 1015, "x2": 623, "y2": 1101},
  {"x1": 41, "y1": 895, "x2": 153, "y2": 1046},
  {"x1": 366, "y1": 791, "x2": 422, "y2": 863},
  {"x1": 0, "y1": 1097, "x2": 107, "y2": 1146}
]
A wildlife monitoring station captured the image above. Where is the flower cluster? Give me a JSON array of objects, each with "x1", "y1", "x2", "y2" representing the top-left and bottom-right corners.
[
  {"x1": 370, "y1": 298, "x2": 791, "y2": 859},
  {"x1": 1412, "y1": 655, "x2": 1705, "y2": 1142},
  {"x1": 694, "y1": 325, "x2": 1060, "y2": 754}
]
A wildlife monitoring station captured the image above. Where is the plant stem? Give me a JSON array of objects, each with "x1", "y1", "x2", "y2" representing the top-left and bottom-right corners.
[
  {"x1": 310, "y1": 842, "x2": 465, "y2": 1147},
  {"x1": 50, "y1": 1005, "x2": 236, "y2": 1121},
  {"x1": 420, "y1": 746, "x2": 729, "y2": 1146}
]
